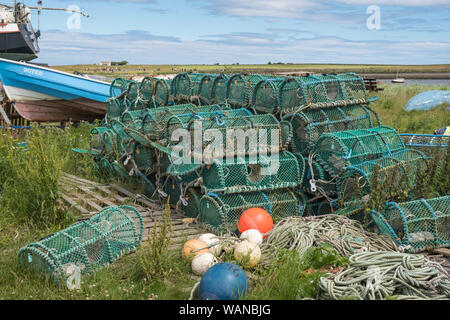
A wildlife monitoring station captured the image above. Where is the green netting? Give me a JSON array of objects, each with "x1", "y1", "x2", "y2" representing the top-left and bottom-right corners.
[
  {"x1": 301, "y1": 156, "x2": 338, "y2": 197},
  {"x1": 110, "y1": 78, "x2": 132, "y2": 99},
  {"x1": 152, "y1": 78, "x2": 172, "y2": 108},
  {"x1": 106, "y1": 99, "x2": 126, "y2": 123},
  {"x1": 298, "y1": 73, "x2": 366, "y2": 105},
  {"x1": 313, "y1": 126, "x2": 406, "y2": 177},
  {"x1": 166, "y1": 114, "x2": 291, "y2": 162},
  {"x1": 251, "y1": 78, "x2": 285, "y2": 114},
  {"x1": 370, "y1": 196, "x2": 450, "y2": 253},
  {"x1": 142, "y1": 104, "x2": 237, "y2": 143},
  {"x1": 132, "y1": 143, "x2": 155, "y2": 176},
  {"x1": 139, "y1": 77, "x2": 156, "y2": 105},
  {"x1": 284, "y1": 104, "x2": 379, "y2": 155},
  {"x1": 338, "y1": 149, "x2": 428, "y2": 202},
  {"x1": 171, "y1": 73, "x2": 210, "y2": 103},
  {"x1": 18, "y1": 206, "x2": 143, "y2": 285},
  {"x1": 199, "y1": 189, "x2": 306, "y2": 232},
  {"x1": 226, "y1": 74, "x2": 273, "y2": 108},
  {"x1": 200, "y1": 151, "x2": 305, "y2": 194},
  {"x1": 198, "y1": 74, "x2": 219, "y2": 105},
  {"x1": 211, "y1": 74, "x2": 230, "y2": 104},
  {"x1": 89, "y1": 127, "x2": 110, "y2": 156}
]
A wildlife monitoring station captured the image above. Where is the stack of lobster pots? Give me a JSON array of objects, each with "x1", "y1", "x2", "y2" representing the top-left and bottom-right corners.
[{"x1": 88, "y1": 71, "x2": 429, "y2": 233}]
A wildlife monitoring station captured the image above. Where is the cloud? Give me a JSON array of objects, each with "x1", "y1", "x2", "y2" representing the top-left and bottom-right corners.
[{"x1": 35, "y1": 29, "x2": 450, "y2": 66}]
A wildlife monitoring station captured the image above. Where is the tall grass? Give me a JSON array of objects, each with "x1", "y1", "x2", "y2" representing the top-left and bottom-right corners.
[
  {"x1": 0, "y1": 123, "x2": 96, "y2": 228},
  {"x1": 370, "y1": 84, "x2": 449, "y2": 134}
]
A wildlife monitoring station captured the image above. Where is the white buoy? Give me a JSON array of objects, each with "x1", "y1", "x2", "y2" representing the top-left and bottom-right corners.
[
  {"x1": 240, "y1": 229, "x2": 263, "y2": 245},
  {"x1": 198, "y1": 233, "x2": 222, "y2": 256},
  {"x1": 234, "y1": 240, "x2": 261, "y2": 268},
  {"x1": 191, "y1": 253, "x2": 218, "y2": 275}
]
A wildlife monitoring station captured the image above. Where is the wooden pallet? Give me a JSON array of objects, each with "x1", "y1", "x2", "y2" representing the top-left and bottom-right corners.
[{"x1": 59, "y1": 172, "x2": 205, "y2": 250}]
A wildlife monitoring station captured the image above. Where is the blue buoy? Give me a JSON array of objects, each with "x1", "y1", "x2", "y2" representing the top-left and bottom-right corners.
[{"x1": 198, "y1": 262, "x2": 249, "y2": 300}]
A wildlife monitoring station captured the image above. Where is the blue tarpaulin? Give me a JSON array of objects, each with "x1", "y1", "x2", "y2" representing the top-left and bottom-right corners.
[{"x1": 405, "y1": 90, "x2": 450, "y2": 111}]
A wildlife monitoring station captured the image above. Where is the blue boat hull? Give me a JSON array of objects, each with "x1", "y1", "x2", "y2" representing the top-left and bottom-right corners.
[{"x1": 0, "y1": 58, "x2": 110, "y2": 122}]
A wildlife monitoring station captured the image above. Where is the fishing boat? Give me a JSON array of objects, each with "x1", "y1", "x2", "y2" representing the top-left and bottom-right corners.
[
  {"x1": 0, "y1": 58, "x2": 110, "y2": 122},
  {"x1": 0, "y1": 1, "x2": 89, "y2": 62}
]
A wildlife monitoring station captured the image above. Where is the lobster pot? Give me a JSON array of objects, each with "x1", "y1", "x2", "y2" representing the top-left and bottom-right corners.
[
  {"x1": 401, "y1": 134, "x2": 449, "y2": 157},
  {"x1": 120, "y1": 110, "x2": 149, "y2": 131},
  {"x1": 189, "y1": 73, "x2": 210, "y2": 101},
  {"x1": 139, "y1": 77, "x2": 155, "y2": 105},
  {"x1": 164, "y1": 108, "x2": 253, "y2": 144},
  {"x1": 103, "y1": 129, "x2": 118, "y2": 159},
  {"x1": 110, "y1": 78, "x2": 133, "y2": 98},
  {"x1": 338, "y1": 149, "x2": 428, "y2": 202},
  {"x1": 165, "y1": 177, "x2": 202, "y2": 218},
  {"x1": 132, "y1": 143, "x2": 155, "y2": 175},
  {"x1": 199, "y1": 189, "x2": 306, "y2": 231},
  {"x1": 167, "y1": 114, "x2": 292, "y2": 162},
  {"x1": 252, "y1": 78, "x2": 284, "y2": 114},
  {"x1": 18, "y1": 206, "x2": 144, "y2": 285},
  {"x1": 89, "y1": 127, "x2": 109, "y2": 156},
  {"x1": 297, "y1": 73, "x2": 366, "y2": 105},
  {"x1": 284, "y1": 104, "x2": 378, "y2": 155},
  {"x1": 226, "y1": 74, "x2": 273, "y2": 108},
  {"x1": 211, "y1": 74, "x2": 230, "y2": 104},
  {"x1": 152, "y1": 79, "x2": 172, "y2": 108},
  {"x1": 141, "y1": 104, "x2": 229, "y2": 141},
  {"x1": 370, "y1": 196, "x2": 450, "y2": 253},
  {"x1": 277, "y1": 78, "x2": 309, "y2": 113},
  {"x1": 126, "y1": 81, "x2": 140, "y2": 106},
  {"x1": 201, "y1": 151, "x2": 305, "y2": 194},
  {"x1": 171, "y1": 73, "x2": 207, "y2": 103},
  {"x1": 301, "y1": 157, "x2": 337, "y2": 197},
  {"x1": 95, "y1": 156, "x2": 114, "y2": 176},
  {"x1": 106, "y1": 99, "x2": 126, "y2": 122},
  {"x1": 199, "y1": 74, "x2": 219, "y2": 105},
  {"x1": 110, "y1": 121, "x2": 135, "y2": 157},
  {"x1": 313, "y1": 126, "x2": 405, "y2": 177}
]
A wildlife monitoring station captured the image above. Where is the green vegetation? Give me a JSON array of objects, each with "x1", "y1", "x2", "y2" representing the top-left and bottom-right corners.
[
  {"x1": 53, "y1": 63, "x2": 450, "y2": 80},
  {"x1": 369, "y1": 84, "x2": 450, "y2": 134}
]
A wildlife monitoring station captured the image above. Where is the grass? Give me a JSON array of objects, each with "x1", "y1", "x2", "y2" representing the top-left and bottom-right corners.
[
  {"x1": 368, "y1": 84, "x2": 449, "y2": 134},
  {"x1": 0, "y1": 82, "x2": 448, "y2": 300},
  {"x1": 52, "y1": 63, "x2": 450, "y2": 80}
]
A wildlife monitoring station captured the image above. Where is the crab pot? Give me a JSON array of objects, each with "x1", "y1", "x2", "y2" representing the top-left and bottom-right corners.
[
  {"x1": 296, "y1": 73, "x2": 366, "y2": 105},
  {"x1": 110, "y1": 78, "x2": 132, "y2": 98},
  {"x1": 139, "y1": 77, "x2": 156, "y2": 104},
  {"x1": 171, "y1": 73, "x2": 207, "y2": 103},
  {"x1": 313, "y1": 126, "x2": 405, "y2": 177},
  {"x1": 89, "y1": 127, "x2": 110, "y2": 156},
  {"x1": 166, "y1": 114, "x2": 293, "y2": 164},
  {"x1": 370, "y1": 196, "x2": 450, "y2": 253},
  {"x1": 199, "y1": 74, "x2": 219, "y2": 105},
  {"x1": 141, "y1": 104, "x2": 229, "y2": 141},
  {"x1": 164, "y1": 108, "x2": 253, "y2": 144},
  {"x1": 106, "y1": 99, "x2": 126, "y2": 122},
  {"x1": 277, "y1": 78, "x2": 309, "y2": 113},
  {"x1": 152, "y1": 79, "x2": 172, "y2": 108},
  {"x1": 226, "y1": 74, "x2": 273, "y2": 108},
  {"x1": 251, "y1": 78, "x2": 284, "y2": 114},
  {"x1": 199, "y1": 189, "x2": 306, "y2": 231},
  {"x1": 337, "y1": 149, "x2": 428, "y2": 202},
  {"x1": 211, "y1": 74, "x2": 230, "y2": 104},
  {"x1": 18, "y1": 206, "x2": 144, "y2": 285},
  {"x1": 201, "y1": 151, "x2": 305, "y2": 194},
  {"x1": 301, "y1": 157, "x2": 337, "y2": 197},
  {"x1": 132, "y1": 143, "x2": 155, "y2": 175},
  {"x1": 284, "y1": 104, "x2": 378, "y2": 155}
]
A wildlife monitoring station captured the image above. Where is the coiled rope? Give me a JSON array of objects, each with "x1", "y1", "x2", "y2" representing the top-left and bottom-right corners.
[
  {"x1": 318, "y1": 251, "x2": 450, "y2": 300},
  {"x1": 260, "y1": 215, "x2": 398, "y2": 264}
]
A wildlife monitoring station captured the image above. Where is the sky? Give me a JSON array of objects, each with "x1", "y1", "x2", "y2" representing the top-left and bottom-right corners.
[{"x1": 17, "y1": 0, "x2": 450, "y2": 65}]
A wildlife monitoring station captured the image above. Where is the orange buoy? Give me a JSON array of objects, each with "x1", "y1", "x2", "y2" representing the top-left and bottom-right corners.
[
  {"x1": 237, "y1": 208, "x2": 273, "y2": 237},
  {"x1": 182, "y1": 239, "x2": 209, "y2": 260}
]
